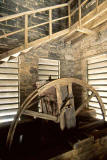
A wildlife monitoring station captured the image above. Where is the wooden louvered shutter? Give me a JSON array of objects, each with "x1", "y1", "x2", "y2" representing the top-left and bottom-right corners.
[
  {"x1": 88, "y1": 54, "x2": 107, "y2": 121},
  {"x1": 0, "y1": 58, "x2": 19, "y2": 124},
  {"x1": 38, "y1": 58, "x2": 60, "y2": 81}
]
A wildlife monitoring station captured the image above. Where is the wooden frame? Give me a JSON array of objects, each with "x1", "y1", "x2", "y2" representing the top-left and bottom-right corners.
[{"x1": 6, "y1": 78, "x2": 106, "y2": 149}]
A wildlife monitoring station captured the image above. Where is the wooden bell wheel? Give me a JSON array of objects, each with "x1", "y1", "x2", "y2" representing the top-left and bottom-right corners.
[{"x1": 6, "y1": 78, "x2": 106, "y2": 149}]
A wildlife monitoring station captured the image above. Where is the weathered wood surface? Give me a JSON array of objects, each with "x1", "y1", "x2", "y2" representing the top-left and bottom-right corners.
[
  {"x1": 6, "y1": 78, "x2": 106, "y2": 149},
  {"x1": 49, "y1": 135, "x2": 107, "y2": 160}
]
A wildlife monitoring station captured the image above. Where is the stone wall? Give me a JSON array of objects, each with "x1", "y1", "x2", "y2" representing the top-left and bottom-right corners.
[
  {"x1": 19, "y1": 21, "x2": 107, "y2": 106},
  {"x1": 71, "y1": 22, "x2": 107, "y2": 82},
  {"x1": 19, "y1": 38, "x2": 74, "y2": 104},
  {"x1": 0, "y1": 0, "x2": 68, "y2": 54}
]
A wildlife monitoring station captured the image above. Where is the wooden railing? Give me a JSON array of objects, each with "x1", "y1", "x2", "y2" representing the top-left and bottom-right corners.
[{"x1": 0, "y1": 0, "x2": 106, "y2": 60}]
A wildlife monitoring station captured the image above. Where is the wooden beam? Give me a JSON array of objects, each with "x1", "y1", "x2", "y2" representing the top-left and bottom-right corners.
[
  {"x1": 55, "y1": 84, "x2": 62, "y2": 112},
  {"x1": 78, "y1": 0, "x2": 81, "y2": 27},
  {"x1": 49, "y1": 9, "x2": 52, "y2": 37},
  {"x1": 28, "y1": 21, "x2": 49, "y2": 30},
  {"x1": 52, "y1": 16, "x2": 68, "y2": 23},
  {"x1": 76, "y1": 27, "x2": 95, "y2": 35},
  {"x1": 68, "y1": 4, "x2": 71, "y2": 28},
  {"x1": 0, "y1": 29, "x2": 24, "y2": 39},
  {"x1": 83, "y1": 6, "x2": 107, "y2": 27},
  {"x1": 65, "y1": 1, "x2": 107, "y2": 42},
  {"x1": 23, "y1": 110, "x2": 58, "y2": 122},
  {"x1": 0, "y1": 3, "x2": 68, "y2": 22},
  {"x1": 55, "y1": 84, "x2": 65, "y2": 130},
  {"x1": 25, "y1": 14, "x2": 28, "y2": 49}
]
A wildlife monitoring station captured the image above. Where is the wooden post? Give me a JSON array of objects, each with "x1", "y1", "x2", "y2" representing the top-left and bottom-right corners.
[
  {"x1": 49, "y1": 9, "x2": 52, "y2": 37},
  {"x1": 55, "y1": 84, "x2": 62, "y2": 113},
  {"x1": 96, "y1": 0, "x2": 99, "y2": 12},
  {"x1": 68, "y1": 83, "x2": 74, "y2": 107},
  {"x1": 78, "y1": 0, "x2": 81, "y2": 28},
  {"x1": 25, "y1": 14, "x2": 28, "y2": 49},
  {"x1": 68, "y1": 4, "x2": 71, "y2": 29}
]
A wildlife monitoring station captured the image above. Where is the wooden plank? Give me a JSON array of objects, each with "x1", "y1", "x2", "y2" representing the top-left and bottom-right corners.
[
  {"x1": 0, "y1": 80, "x2": 18, "y2": 86},
  {"x1": 78, "y1": 0, "x2": 81, "y2": 27},
  {"x1": 82, "y1": 1, "x2": 107, "y2": 27},
  {"x1": 89, "y1": 101, "x2": 101, "y2": 108},
  {"x1": 0, "y1": 74, "x2": 18, "y2": 79},
  {"x1": 88, "y1": 11, "x2": 107, "y2": 29},
  {"x1": 38, "y1": 65, "x2": 58, "y2": 71},
  {"x1": 55, "y1": 84, "x2": 65, "y2": 130},
  {"x1": 76, "y1": 27, "x2": 95, "y2": 34},
  {"x1": 89, "y1": 91, "x2": 107, "y2": 98},
  {"x1": 68, "y1": 4, "x2": 71, "y2": 28},
  {"x1": 88, "y1": 74, "x2": 107, "y2": 80},
  {"x1": 71, "y1": 7, "x2": 78, "y2": 17},
  {"x1": 88, "y1": 67, "x2": 107, "y2": 74},
  {"x1": 0, "y1": 86, "x2": 18, "y2": 92},
  {"x1": 58, "y1": 60, "x2": 60, "y2": 78},
  {"x1": 25, "y1": 14, "x2": 28, "y2": 49},
  {"x1": 0, "y1": 109, "x2": 17, "y2": 117},
  {"x1": 91, "y1": 97, "x2": 107, "y2": 104},
  {"x1": 0, "y1": 63, "x2": 18, "y2": 68},
  {"x1": 96, "y1": 114, "x2": 103, "y2": 120},
  {"x1": 55, "y1": 84, "x2": 62, "y2": 112},
  {"x1": 52, "y1": 16, "x2": 68, "y2": 23},
  {"x1": 88, "y1": 54, "x2": 107, "y2": 64},
  {"x1": 38, "y1": 70, "x2": 58, "y2": 76},
  {"x1": 49, "y1": 9, "x2": 52, "y2": 37},
  {"x1": 65, "y1": 1, "x2": 107, "y2": 42},
  {"x1": 0, "y1": 3, "x2": 68, "y2": 22},
  {"x1": 39, "y1": 58, "x2": 59, "y2": 65},
  {"x1": 28, "y1": 21, "x2": 49, "y2": 30},
  {"x1": 0, "y1": 68, "x2": 18, "y2": 74},
  {"x1": 93, "y1": 85, "x2": 107, "y2": 91},
  {"x1": 0, "y1": 98, "x2": 18, "y2": 104},
  {"x1": 0, "y1": 103, "x2": 18, "y2": 110},
  {"x1": 88, "y1": 80, "x2": 107, "y2": 85},
  {"x1": 0, "y1": 116, "x2": 15, "y2": 123},
  {"x1": 0, "y1": 92, "x2": 18, "y2": 98},
  {"x1": 88, "y1": 61, "x2": 107, "y2": 69},
  {"x1": 23, "y1": 110, "x2": 57, "y2": 122},
  {"x1": 0, "y1": 29, "x2": 24, "y2": 39},
  {"x1": 68, "y1": 82, "x2": 74, "y2": 106}
]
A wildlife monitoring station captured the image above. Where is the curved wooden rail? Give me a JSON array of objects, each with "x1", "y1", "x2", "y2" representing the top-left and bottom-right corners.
[{"x1": 6, "y1": 78, "x2": 106, "y2": 149}]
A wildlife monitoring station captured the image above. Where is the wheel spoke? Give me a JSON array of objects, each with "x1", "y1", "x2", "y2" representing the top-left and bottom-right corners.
[
  {"x1": 55, "y1": 84, "x2": 62, "y2": 113},
  {"x1": 6, "y1": 78, "x2": 106, "y2": 149},
  {"x1": 23, "y1": 110, "x2": 58, "y2": 122},
  {"x1": 68, "y1": 82, "x2": 74, "y2": 107}
]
